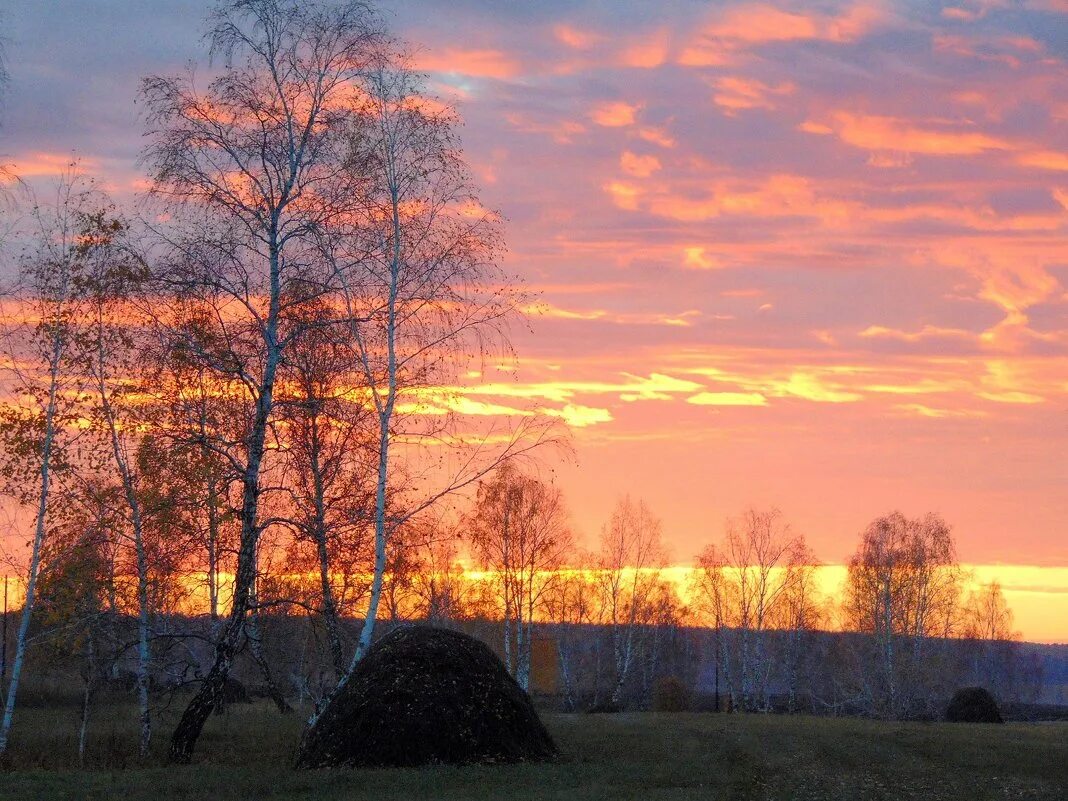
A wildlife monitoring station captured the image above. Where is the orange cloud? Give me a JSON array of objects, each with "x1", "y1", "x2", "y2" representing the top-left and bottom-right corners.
[
  {"x1": 934, "y1": 32, "x2": 1044, "y2": 68},
  {"x1": 686, "y1": 391, "x2": 767, "y2": 406},
  {"x1": 554, "y1": 24, "x2": 603, "y2": 50},
  {"x1": 590, "y1": 101, "x2": 642, "y2": 127},
  {"x1": 414, "y1": 49, "x2": 520, "y2": 79},
  {"x1": 682, "y1": 246, "x2": 721, "y2": 270},
  {"x1": 620, "y1": 150, "x2": 661, "y2": 177},
  {"x1": 1017, "y1": 150, "x2": 1068, "y2": 171},
  {"x1": 606, "y1": 173, "x2": 852, "y2": 224},
  {"x1": 679, "y1": 2, "x2": 885, "y2": 65},
  {"x1": 976, "y1": 359, "x2": 1049, "y2": 404},
  {"x1": 711, "y1": 76, "x2": 795, "y2": 113},
  {"x1": 677, "y1": 43, "x2": 735, "y2": 68},
  {"x1": 816, "y1": 111, "x2": 1014, "y2": 155},
  {"x1": 942, "y1": 6, "x2": 980, "y2": 21},
  {"x1": 604, "y1": 180, "x2": 641, "y2": 210},
  {"x1": 619, "y1": 30, "x2": 671, "y2": 68},
  {"x1": 778, "y1": 372, "x2": 863, "y2": 403},
  {"x1": 704, "y1": 5, "x2": 820, "y2": 41},
  {"x1": 524, "y1": 302, "x2": 698, "y2": 328},
  {"x1": 859, "y1": 325, "x2": 975, "y2": 343},
  {"x1": 895, "y1": 403, "x2": 988, "y2": 419},
  {"x1": 904, "y1": 245, "x2": 1061, "y2": 350},
  {"x1": 10, "y1": 151, "x2": 97, "y2": 177},
  {"x1": 637, "y1": 126, "x2": 676, "y2": 148},
  {"x1": 506, "y1": 113, "x2": 587, "y2": 143},
  {"x1": 978, "y1": 264, "x2": 1060, "y2": 315},
  {"x1": 798, "y1": 120, "x2": 834, "y2": 135},
  {"x1": 541, "y1": 403, "x2": 613, "y2": 427},
  {"x1": 450, "y1": 373, "x2": 704, "y2": 405},
  {"x1": 684, "y1": 365, "x2": 867, "y2": 405},
  {"x1": 863, "y1": 379, "x2": 968, "y2": 395},
  {"x1": 866, "y1": 151, "x2": 914, "y2": 168}
]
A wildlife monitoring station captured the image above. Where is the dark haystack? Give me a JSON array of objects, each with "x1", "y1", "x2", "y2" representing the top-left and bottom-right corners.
[
  {"x1": 652, "y1": 676, "x2": 692, "y2": 712},
  {"x1": 213, "y1": 677, "x2": 251, "y2": 714},
  {"x1": 295, "y1": 625, "x2": 558, "y2": 768},
  {"x1": 221, "y1": 676, "x2": 250, "y2": 704},
  {"x1": 946, "y1": 687, "x2": 1003, "y2": 723}
]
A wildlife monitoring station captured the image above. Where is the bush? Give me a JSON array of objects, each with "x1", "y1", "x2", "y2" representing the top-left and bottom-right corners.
[
  {"x1": 652, "y1": 676, "x2": 692, "y2": 712},
  {"x1": 946, "y1": 687, "x2": 1003, "y2": 723}
]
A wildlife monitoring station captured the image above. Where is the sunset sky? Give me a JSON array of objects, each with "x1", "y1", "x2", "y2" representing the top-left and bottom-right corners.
[{"x1": 1, "y1": 1, "x2": 1066, "y2": 640}]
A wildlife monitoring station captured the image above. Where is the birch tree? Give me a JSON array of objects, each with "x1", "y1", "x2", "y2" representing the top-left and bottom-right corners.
[
  {"x1": 408, "y1": 535, "x2": 491, "y2": 622},
  {"x1": 73, "y1": 212, "x2": 155, "y2": 756},
  {"x1": 545, "y1": 565, "x2": 599, "y2": 710},
  {"x1": 32, "y1": 483, "x2": 118, "y2": 765},
  {"x1": 843, "y1": 511, "x2": 961, "y2": 717},
  {"x1": 694, "y1": 508, "x2": 810, "y2": 711},
  {"x1": 960, "y1": 580, "x2": 1019, "y2": 697},
  {"x1": 597, "y1": 496, "x2": 665, "y2": 707},
  {"x1": 140, "y1": 0, "x2": 384, "y2": 762},
  {"x1": 467, "y1": 464, "x2": 572, "y2": 689},
  {"x1": 690, "y1": 548, "x2": 732, "y2": 709},
  {"x1": 962, "y1": 581, "x2": 1016, "y2": 643},
  {"x1": 323, "y1": 60, "x2": 558, "y2": 697},
  {"x1": 147, "y1": 356, "x2": 243, "y2": 624},
  {"x1": 779, "y1": 558, "x2": 823, "y2": 712},
  {"x1": 0, "y1": 176, "x2": 96, "y2": 754},
  {"x1": 276, "y1": 311, "x2": 375, "y2": 678}
]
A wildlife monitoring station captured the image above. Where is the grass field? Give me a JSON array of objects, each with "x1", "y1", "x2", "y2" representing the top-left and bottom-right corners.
[{"x1": 1, "y1": 703, "x2": 1065, "y2": 800}]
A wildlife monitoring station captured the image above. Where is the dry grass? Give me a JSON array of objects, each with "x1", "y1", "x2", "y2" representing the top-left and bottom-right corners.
[{"x1": 1, "y1": 702, "x2": 1065, "y2": 800}]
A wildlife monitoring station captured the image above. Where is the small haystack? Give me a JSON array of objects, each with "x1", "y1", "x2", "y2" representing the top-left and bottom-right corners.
[
  {"x1": 652, "y1": 676, "x2": 692, "y2": 712},
  {"x1": 213, "y1": 676, "x2": 251, "y2": 714},
  {"x1": 295, "y1": 625, "x2": 558, "y2": 768},
  {"x1": 946, "y1": 687, "x2": 1003, "y2": 723}
]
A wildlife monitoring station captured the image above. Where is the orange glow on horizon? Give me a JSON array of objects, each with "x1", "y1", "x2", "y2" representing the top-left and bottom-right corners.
[{"x1": 4, "y1": 564, "x2": 1062, "y2": 643}]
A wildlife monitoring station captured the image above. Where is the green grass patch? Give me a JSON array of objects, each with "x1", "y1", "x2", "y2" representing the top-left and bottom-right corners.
[{"x1": 1, "y1": 704, "x2": 1065, "y2": 800}]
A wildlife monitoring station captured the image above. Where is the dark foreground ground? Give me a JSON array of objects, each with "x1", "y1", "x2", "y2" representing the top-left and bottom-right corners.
[{"x1": 1, "y1": 703, "x2": 1065, "y2": 800}]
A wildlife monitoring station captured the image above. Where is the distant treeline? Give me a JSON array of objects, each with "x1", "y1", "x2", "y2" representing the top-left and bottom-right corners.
[{"x1": 3, "y1": 610, "x2": 1062, "y2": 724}]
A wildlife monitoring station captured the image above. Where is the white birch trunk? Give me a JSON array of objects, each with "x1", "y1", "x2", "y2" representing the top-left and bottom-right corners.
[
  {"x1": 0, "y1": 321, "x2": 64, "y2": 755},
  {"x1": 332, "y1": 143, "x2": 403, "y2": 710},
  {"x1": 95, "y1": 328, "x2": 153, "y2": 757},
  {"x1": 308, "y1": 415, "x2": 344, "y2": 678},
  {"x1": 78, "y1": 632, "x2": 95, "y2": 766}
]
